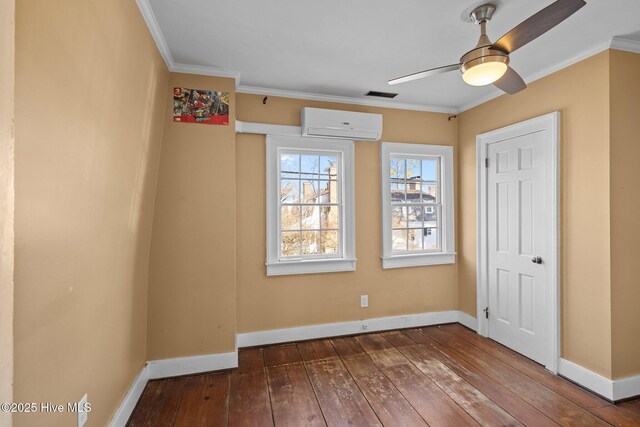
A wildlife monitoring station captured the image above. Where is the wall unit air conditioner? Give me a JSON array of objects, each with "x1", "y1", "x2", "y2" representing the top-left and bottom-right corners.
[{"x1": 301, "y1": 107, "x2": 383, "y2": 141}]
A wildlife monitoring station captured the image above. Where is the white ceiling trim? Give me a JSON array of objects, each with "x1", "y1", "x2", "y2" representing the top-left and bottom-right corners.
[
  {"x1": 236, "y1": 85, "x2": 457, "y2": 114},
  {"x1": 136, "y1": 0, "x2": 242, "y2": 84},
  {"x1": 610, "y1": 37, "x2": 640, "y2": 54},
  {"x1": 458, "y1": 38, "x2": 614, "y2": 113},
  {"x1": 136, "y1": 0, "x2": 175, "y2": 70},
  {"x1": 171, "y1": 63, "x2": 241, "y2": 80},
  {"x1": 136, "y1": 0, "x2": 640, "y2": 115}
]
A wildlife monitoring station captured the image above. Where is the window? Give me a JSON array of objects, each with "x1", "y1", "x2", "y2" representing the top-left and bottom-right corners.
[
  {"x1": 266, "y1": 135, "x2": 355, "y2": 276},
  {"x1": 381, "y1": 143, "x2": 455, "y2": 268}
]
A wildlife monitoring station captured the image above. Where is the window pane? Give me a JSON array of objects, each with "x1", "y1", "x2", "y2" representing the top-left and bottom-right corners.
[
  {"x1": 424, "y1": 227, "x2": 438, "y2": 250},
  {"x1": 281, "y1": 206, "x2": 300, "y2": 230},
  {"x1": 320, "y1": 155, "x2": 338, "y2": 180},
  {"x1": 424, "y1": 207, "x2": 438, "y2": 230},
  {"x1": 318, "y1": 180, "x2": 337, "y2": 203},
  {"x1": 392, "y1": 230, "x2": 407, "y2": 251},
  {"x1": 422, "y1": 159, "x2": 438, "y2": 181},
  {"x1": 421, "y1": 184, "x2": 437, "y2": 203},
  {"x1": 406, "y1": 179, "x2": 421, "y2": 203},
  {"x1": 320, "y1": 230, "x2": 339, "y2": 254},
  {"x1": 301, "y1": 180, "x2": 321, "y2": 203},
  {"x1": 408, "y1": 229, "x2": 423, "y2": 251},
  {"x1": 301, "y1": 155, "x2": 320, "y2": 181},
  {"x1": 321, "y1": 205, "x2": 339, "y2": 229},
  {"x1": 301, "y1": 205, "x2": 320, "y2": 229},
  {"x1": 391, "y1": 206, "x2": 405, "y2": 228},
  {"x1": 281, "y1": 231, "x2": 301, "y2": 256},
  {"x1": 302, "y1": 231, "x2": 320, "y2": 255},
  {"x1": 406, "y1": 159, "x2": 420, "y2": 179},
  {"x1": 390, "y1": 158, "x2": 405, "y2": 179},
  {"x1": 280, "y1": 180, "x2": 300, "y2": 203},
  {"x1": 281, "y1": 154, "x2": 300, "y2": 179},
  {"x1": 390, "y1": 182, "x2": 406, "y2": 202},
  {"x1": 407, "y1": 206, "x2": 423, "y2": 228}
]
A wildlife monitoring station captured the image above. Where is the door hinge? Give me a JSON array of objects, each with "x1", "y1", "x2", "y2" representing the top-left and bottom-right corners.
[
  {"x1": 483, "y1": 307, "x2": 489, "y2": 319},
  {"x1": 485, "y1": 158, "x2": 489, "y2": 168}
]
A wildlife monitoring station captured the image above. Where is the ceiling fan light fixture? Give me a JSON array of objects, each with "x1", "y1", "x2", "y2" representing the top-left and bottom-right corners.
[
  {"x1": 461, "y1": 54, "x2": 509, "y2": 86},
  {"x1": 462, "y1": 60, "x2": 508, "y2": 86}
]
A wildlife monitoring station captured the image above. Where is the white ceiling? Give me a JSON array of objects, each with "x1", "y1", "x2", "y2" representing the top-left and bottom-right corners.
[{"x1": 146, "y1": 0, "x2": 640, "y2": 112}]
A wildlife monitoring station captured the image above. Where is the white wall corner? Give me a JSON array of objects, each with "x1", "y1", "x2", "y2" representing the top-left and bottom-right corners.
[
  {"x1": 146, "y1": 352, "x2": 238, "y2": 380},
  {"x1": 457, "y1": 311, "x2": 478, "y2": 331},
  {"x1": 108, "y1": 365, "x2": 150, "y2": 427}
]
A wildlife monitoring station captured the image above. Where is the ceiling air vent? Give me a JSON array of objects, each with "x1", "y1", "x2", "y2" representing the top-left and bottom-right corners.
[{"x1": 366, "y1": 90, "x2": 398, "y2": 99}]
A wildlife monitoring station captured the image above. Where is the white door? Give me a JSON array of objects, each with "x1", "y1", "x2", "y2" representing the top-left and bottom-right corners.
[{"x1": 487, "y1": 130, "x2": 547, "y2": 364}]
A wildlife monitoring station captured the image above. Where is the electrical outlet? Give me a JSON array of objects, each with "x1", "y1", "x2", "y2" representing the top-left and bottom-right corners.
[
  {"x1": 77, "y1": 394, "x2": 88, "y2": 427},
  {"x1": 360, "y1": 295, "x2": 368, "y2": 308}
]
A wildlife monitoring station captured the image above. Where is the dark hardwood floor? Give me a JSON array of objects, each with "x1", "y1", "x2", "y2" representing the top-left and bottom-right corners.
[{"x1": 127, "y1": 324, "x2": 640, "y2": 426}]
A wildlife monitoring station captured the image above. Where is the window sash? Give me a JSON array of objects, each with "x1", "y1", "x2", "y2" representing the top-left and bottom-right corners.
[
  {"x1": 381, "y1": 142, "x2": 455, "y2": 269},
  {"x1": 277, "y1": 149, "x2": 344, "y2": 260}
]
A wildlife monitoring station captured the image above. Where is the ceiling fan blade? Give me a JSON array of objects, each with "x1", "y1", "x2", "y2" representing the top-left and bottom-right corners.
[
  {"x1": 493, "y1": 66, "x2": 527, "y2": 94},
  {"x1": 492, "y1": 0, "x2": 586, "y2": 54},
  {"x1": 388, "y1": 64, "x2": 460, "y2": 85}
]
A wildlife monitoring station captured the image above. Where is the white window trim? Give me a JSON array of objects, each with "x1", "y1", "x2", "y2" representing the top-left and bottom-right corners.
[
  {"x1": 381, "y1": 142, "x2": 456, "y2": 269},
  {"x1": 266, "y1": 135, "x2": 356, "y2": 276}
]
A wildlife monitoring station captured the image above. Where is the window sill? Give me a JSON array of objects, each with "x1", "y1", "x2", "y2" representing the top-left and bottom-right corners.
[
  {"x1": 381, "y1": 252, "x2": 456, "y2": 269},
  {"x1": 266, "y1": 258, "x2": 357, "y2": 276}
]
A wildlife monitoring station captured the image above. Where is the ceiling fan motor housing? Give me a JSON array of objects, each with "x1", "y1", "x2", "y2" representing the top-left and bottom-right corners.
[
  {"x1": 460, "y1": 45, "x2": 509, "y2": 75},
  {"x1": 461, "y1": 4, "x2": 508, "y2": 76}
]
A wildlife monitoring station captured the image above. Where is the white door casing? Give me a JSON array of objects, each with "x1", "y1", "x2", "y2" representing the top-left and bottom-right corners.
[{"x1": 476, "y1": 112, "x2": 560, "y2": 373}]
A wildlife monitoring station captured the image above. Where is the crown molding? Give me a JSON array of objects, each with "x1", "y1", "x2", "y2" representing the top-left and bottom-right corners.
[
  {"x1": 134, "y1": 1, "x2": 640, "y2": 116},
  {"x1": 610, "y1": 37, "x2": 640, "y2": 54},
  {"x1": 136, "y1": 0, "x2": 174, "y2": 69},
  {"x1": 136, "y1": 0, "x2": 241, "y2": 84},
  {"x1": 171, "y1": 63, "x2": 241, "y2": 81},
  {"x1": 458, "y1": 38, "x2": 614, "y2": 113},
  {"x1": 236, "y1": 85, "x2": 457, "y2": 114}
]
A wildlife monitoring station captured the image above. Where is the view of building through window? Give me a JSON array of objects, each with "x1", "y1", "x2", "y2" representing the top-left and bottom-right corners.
[
  {"x1": 390, "y1": 157, "x2": 440, "y2": 252},
  {"x1": 279, "y1": 152, "x2": 341, "y2": 257}
]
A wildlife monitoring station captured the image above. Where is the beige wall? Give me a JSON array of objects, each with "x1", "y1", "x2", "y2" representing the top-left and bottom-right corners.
[
  {"x1": 147, "y1": 74, "x2": 237, "y2": 359},
  {"x1": 236, "y1": 94, "x2": 459, "y2": 333},
  {"x1": 458, "y1": 52, "x2": 613, "y2": 377},
  {"x1": 14, "y1": 0, "x2": 168, "y2": 425},
  {"x1": 1, "y1": 0, "x2": 15, "y2": 424},
  {"x1": 610, "y1": 50, "x2": 640, "y2": 380}
]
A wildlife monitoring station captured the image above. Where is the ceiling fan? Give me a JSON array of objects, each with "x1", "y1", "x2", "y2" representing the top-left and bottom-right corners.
[{"x1": 388, "y1": 0, "x2": 586, "y2": 94}]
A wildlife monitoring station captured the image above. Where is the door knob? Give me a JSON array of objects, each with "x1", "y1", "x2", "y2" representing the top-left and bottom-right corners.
[{"x1": 531, "y1": 256, "x2": 542, "y2": 264}]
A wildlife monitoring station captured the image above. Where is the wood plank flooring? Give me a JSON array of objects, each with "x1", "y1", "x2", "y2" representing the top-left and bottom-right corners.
[{"x1": 127, "y1": 324, "x2": 640, "y2": 426}]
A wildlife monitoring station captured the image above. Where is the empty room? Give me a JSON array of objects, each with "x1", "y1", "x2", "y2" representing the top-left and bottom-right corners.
[{"x1": 3, "y1": 0, "x2": 640, "y2": 425}]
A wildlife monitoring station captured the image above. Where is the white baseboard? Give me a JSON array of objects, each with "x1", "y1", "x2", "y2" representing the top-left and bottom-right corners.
[
  {"x1": 108, "y1": 365, "x2": 149, "y2": 427},
  {"x1": 613, "y1": 373, "x2": 640, "y2": 401},
  {"x1": 237, "y1": 310, "x2": 460, "y2": 347},
  {"x1": 110, "y1": 310, "x2": 475, "y2": 425},
  {"x1": 146, "y1": 351, "x2": 238, "y2": 380},
  {"x1": 558, "y1": 358, "x2": 640, "y2": 401},
  {"x1": 457, "y1": 311, "x2": 478, "y2": 331}
]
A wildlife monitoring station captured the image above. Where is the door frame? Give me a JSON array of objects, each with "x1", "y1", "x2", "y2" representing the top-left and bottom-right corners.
[{"x1": 476, "y1": 111, "x2": 560, "y2": 373}]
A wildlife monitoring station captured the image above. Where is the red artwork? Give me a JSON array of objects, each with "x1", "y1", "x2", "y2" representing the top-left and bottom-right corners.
[{"x1": 173, "y1": 87, "x2": 230, "y2": 125}]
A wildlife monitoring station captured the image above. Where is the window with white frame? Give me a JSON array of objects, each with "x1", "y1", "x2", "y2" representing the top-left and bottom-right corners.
[
  {"x1": 266, "y1": 135, "x2": 356, "y2": 276},
  {"x1": 381, "y1": 142, "x2": 455, "y2": 268}
]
